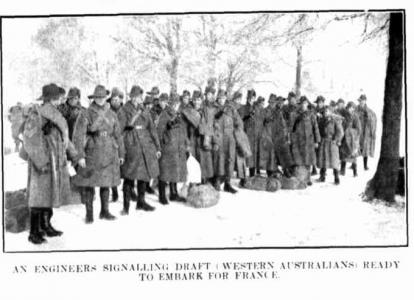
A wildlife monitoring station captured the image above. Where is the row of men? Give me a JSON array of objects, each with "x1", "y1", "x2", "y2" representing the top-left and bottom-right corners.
[{"x1": 16, "y1": 83, "x2": 376, "y2": 244}]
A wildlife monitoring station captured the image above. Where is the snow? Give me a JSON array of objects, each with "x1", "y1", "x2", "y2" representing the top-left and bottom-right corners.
[{"x1": 3, "y1": 153, "x2": 406, "y2": 251}]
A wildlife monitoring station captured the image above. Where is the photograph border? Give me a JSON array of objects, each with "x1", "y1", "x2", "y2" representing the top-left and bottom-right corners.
[{"x1": 0, "y1": 8, "x2": 408, "y2": 254}]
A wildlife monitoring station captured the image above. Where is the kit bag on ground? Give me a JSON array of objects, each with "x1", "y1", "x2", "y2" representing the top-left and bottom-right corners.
[
  {"x1": 244, "y1": 175, "x2": 281, "y2": 192},
  {"x1": 280, "y1": 176, "x2": 307, "y2": 190},
  {"x1": 5, "y1": 188, "x2": 30, "y2": 233},
  {"x1": 186, "y1": 184, "x2": 220, "y2": 208}
]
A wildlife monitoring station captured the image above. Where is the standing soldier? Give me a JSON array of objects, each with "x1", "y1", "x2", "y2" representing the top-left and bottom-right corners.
[
  {"x1": 291, "y1": 96, "x2": 321, "y2": 186},
  {"x1": 117, "y1": 85, "x2": 160, "y2": 213},
  {"x1": 212, "y1": 89, "x2": 243, "y2": 193},
  {"x1": 147, "y1": 86, "x2": 162, "y2": 125},
  {"x1": 339, "y1": 101, "x2": 361, "y2": 177},
  {"x1": 282, "y1": 91, "x2": 299, "y2": 134},
  {"x1": 311, "y1": 95, "x2": 326, "y2": 176},
  {"x1": 57, "y1": 87, "x2": 85, "y2": 141},
  {"x1": 72, "y1": 85, "x2": 125, "y2": 223},
  {"x1": 107, "y1": 87, "x2": 125, "y2": 202},
  {"x1": 157, "y1": 93, "x2": 188, "y2": 204},
  {"x1": 238, "y1": 89, "x2": 264, "y2": 177},
  {"x1": 355, "y1": 94, "x2": 377, "y2": 170},
  {"x1": 23, "y1": 83, "x2": 80, "y2": 244},
  {"x1": 316, "y1": 106, "x2": 344, "y2": 184}
]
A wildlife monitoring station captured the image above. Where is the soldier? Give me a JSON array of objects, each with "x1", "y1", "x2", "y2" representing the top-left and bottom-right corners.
[
  {"x1": 72, "y1": 85, "x2": 125, "y2": 223},
  {"x1": 316, "y1": 106, "x2": 344, "y2": 185},
  {"x1": 291, "y1": 96, "x2": 321, "y2": 186},
  {"x1": 117, "y1": 85, "x2": 160, "y2": 213},
  {"x1": 336, "y1": 98, "x2": 346, "y2": 116},
  {"x1": 147, "y1": 86, "x2": 162, "y2": 124},
  {"x1": 107, "y1": 87, "x2": 125, "y2": 202},
  {"x1": 157, "y1": 93, "x2": 188, "y2": 204},
  {"x1": 212, "y1": 89, "x2": 243, "y2": 193},
  {"x1": 282, "y1": 91, "x2": 298, "y2": 134},
  {"x1": 355, "y1": 94, "x2": 377, "y2": 170},
  {"x1": 339, "y1": 101, "x2": 361, "y2": 177},
  {"x1": 23, "y1": 83, "x2": 80, "y2": 244},
  {"x1": 238, "y1": 89, "x2": 264, "y2": 177},
  {"x1": 58, "y1": 86, "x2": 66, "y2": 105},
  {"x1": 57, "y1": 87, "x2": 85, "y2": 141}
]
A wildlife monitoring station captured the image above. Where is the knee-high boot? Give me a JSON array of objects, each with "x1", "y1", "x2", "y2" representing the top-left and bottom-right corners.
[
  {"x1": 82, "y1": 187, "x2": 94, "y2": 224},
  {"x1": 352, "y1": 162, "x2": 358, "y2": 177},
  {"x1": 334, "y1": 169, "x2": 340, "y2": 185},
  {"x1": 340, "y1": 161, "x2": 346, "y2": 176},
  {"x1": 169, "y1": 182, "x2": 186, "y2": 202},
  {"x1": 28, "y1": 208, "x2": 46, "y2": 244},
  {"x1": 136, "y1": 181, "x2": 155, "y2": 211},
  {"x1": 158, "y1": 180, "x2": 169, "y2": 205},
  {"x1": 40, "y1": 208, "x2": 63, "y2": 237},
  {"x1": 99, "y1": 188, "x2": 116, "y2": 220},
  {"x1": 363, "y1": 157, "x2": 369, "y2": 170},
  {"x1": 121, "y1": 180, "x2": 133, "y2": 215},
  {"x1": 318, "y1": 168, "x2": 326, "y2": 182}
]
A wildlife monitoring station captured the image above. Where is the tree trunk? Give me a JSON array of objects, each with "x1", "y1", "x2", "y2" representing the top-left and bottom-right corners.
[
  {"x1": 365, "y1": 12, "x2": 404, "y2": 203},
  {"x1": 169, "y1": 57, "x2": 178, "y2": 97},
  {"x1": 295, "y1": 44, "x2": 303, "y2": 97}
]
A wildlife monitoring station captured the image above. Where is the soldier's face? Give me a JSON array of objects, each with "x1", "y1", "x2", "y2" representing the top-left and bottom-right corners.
[
  {"x1": 301, "y1": 101, "x2": 308, "y2": 110},
  {"x1": 194, "y1": 98, "x2": 202, "y2": 109},
  {"x1": 95, "y1": 97, "x2": 106, "y2": 106},
  {"x1": 160, "y1": 100, "x2": 168, "y2": 109},
  {"x1": 218, "y1": 96, "x2": 226, "y2": 106},
  {"x1": 51, "y1": 97, "x2": 60, "y2": 107},
  {"x1": 359, "y1": 100, "x2": 366, "y2": 106},
  {"x1": 206, "y1": 92, "x2": 214, "y2": 103},
  {"x1": 338, "y1": 103, "x2": 345, "y2": 109},
  {"x1": 68, "y1": 97, "x2": 79, "y2": 107},
  {"x1": 111, "y1": 96, "x2": 122, "y2": 108},
  {"x1": 131, "y1": 95, "x2": 143, "y2": 105},
  {"x1": 182, "y1": 95, "x2": 190, "y2": 105},
  {"x1": 348, "y1": 107, "x2": 355, "y2": 114},
  {"x1": 289, "y1": 97, "x2": 297, "y2": 105},
  {"x1": 317, "y1": 102, "x2": 324, "y2": 108}
]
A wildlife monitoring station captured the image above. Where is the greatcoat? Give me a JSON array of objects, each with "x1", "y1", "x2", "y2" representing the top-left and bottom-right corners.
[
  {"x1": 317, "y1": 115, "x2": 344, "y2": 169},
  {"x1": 356, "y1": 104, "x2": 377, "y2": 157}
]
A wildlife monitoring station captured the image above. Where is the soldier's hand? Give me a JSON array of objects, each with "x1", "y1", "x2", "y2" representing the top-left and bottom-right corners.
[
  {"x1": 119, "y1": 158, "x2": 124, "y2": 165},
  {"x1": 78, "y1": 158, "x2": 86, "y2": 168},
  {"x1": 156, "y1": 151, "x2": 162, "y2": 159}
]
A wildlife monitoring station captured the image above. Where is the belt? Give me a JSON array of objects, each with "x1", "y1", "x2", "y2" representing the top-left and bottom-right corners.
[{"x1": 88, "y1": 131, "x2": 110, "y2": 137}]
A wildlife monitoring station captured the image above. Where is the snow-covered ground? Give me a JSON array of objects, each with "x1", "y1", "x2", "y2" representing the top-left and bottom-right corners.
[{"x1": 3, "y1": 153, "x2": 406, "y2": 251}]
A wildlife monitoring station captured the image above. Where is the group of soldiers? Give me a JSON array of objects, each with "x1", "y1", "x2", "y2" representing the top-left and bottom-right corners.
[{"x1": 10, "y1": 82, "x2": 377, "y2": 245}]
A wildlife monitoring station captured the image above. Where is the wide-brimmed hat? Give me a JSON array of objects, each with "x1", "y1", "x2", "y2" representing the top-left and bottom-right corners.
[
  {"x1": 337, "y1": 98, "x2": 345, "y2": 105},
  {"x1": 58, "y1": 87, "x2": 66, "y2": 96},
  {"x1": 67, "y1": 87, "x2": 81, "y2": 100},
  {"x1": 268, "y1": 93, "x2": 277, "y2": 103},
  {"x1": 232, "y1": 91, "x2": 243, "y2": 101},
  {"x1": 247, "y1": 89, "x2": 256, "y2": 100},
  {"x1": 329, "y1": 100, "x2": 337, "y2": 107},
  {"x1": 257, "y1": 96, "x2": 265, "y2": 103},
  {"x1": 358, "y1": 94, "x2": 367, "y2": 101},
  {"x1": 37, "y1": 83, "x2": 61, "y2": 101},
  {"x1": 205, "y1": 86, "x2": 216, "y2": 96},
  {"x1": 109, "y1": 87, "x2": 124, "y2": 100},
  {"x1": 346, "y1": 101, "x2": 356, "y2": 109},
  {"x1": 182, "y1": 90, "x2": 191, "y2": 98},
  {"x1": 217, "y1": 89, "x2": 227, "y2": 98},
  {"x1": 287, "y1": 91, "x2": 296, "y2": 99},
  {"x1": 159, "y1": 93, "x2": 169, "y2": 102},
  {"x1": 146, "y1": 86, "x2": 160, "y2": 96},
  {"x1": 192, "y1": 90, "x2": 202, "y2": 100},
  {"x1": 88, "y1": 85, "x2": 110, "y2": 99},
  {"x1": 314, "y1": 95, "x2": 325, "y2": 104},
  {"x1": 129, "y1": 85, "x2": 144, "y2": 98},
  {"x1": 298, "y1": 96, "x2": 309, "y2": 105},
  {"x1": 144, "y1": 95, "x2": 153, "y2": 105}
]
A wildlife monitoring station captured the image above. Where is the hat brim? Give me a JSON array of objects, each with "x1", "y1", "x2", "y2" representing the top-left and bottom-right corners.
[{"x1": 88, "y1": 90, "x2": 110, "y2": 99}]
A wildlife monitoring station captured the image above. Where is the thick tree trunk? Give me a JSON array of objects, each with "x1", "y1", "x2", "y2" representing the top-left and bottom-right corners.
[
  {"x1": 169, "y1": 57, "x2": 178, "y2": 97},
  {"x1": 295, "y1": 44, "x2": 303, "y2": 97},
  {"x1": 365, "y1": 12, "x2": 404, "y2": 203}
]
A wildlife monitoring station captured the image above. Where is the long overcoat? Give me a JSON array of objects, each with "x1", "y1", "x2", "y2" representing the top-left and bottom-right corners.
[
  {"x1": 259, "y1": 106, "x2": 293, "y2": 170},
  {"x1": 317, "y1": 115, "x2": 344, "y2": 169},
  {"x1": 213, "y1": 102, "x2": 245, "y2": 179},
  {"x1": 291, "y1": 110, "x2": 321, "y2": 166},
  {"x1": 356, "y1": 105, "x2": 377, "y2": 157},
  {"x1": 58, "y1": 102, "x2": 86, "y2": 140},
  {"x1": 117, "y1": 101, "x2": 160, "y2": 182},
  {"x1": 23, "y1": 103, "x2": 78, "y2": 208},
  {"x1": 157, "y1": 106, "x2": 188, "y2": 183},
  {"x1": 238, "y1": 102, "x2": 265, "y2": 168},
  {"x1": 72, "y1": 102, "x2": 124, "y2": 188},
  {"x1": 339, "y1": 111, "x2": 361, "y2": 162},
  {"x1": 181, "y1": 104, "x2": 214, "y2": 180}
]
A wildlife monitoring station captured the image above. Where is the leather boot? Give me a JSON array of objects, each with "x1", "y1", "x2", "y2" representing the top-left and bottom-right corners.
[
  {"x1": 249, "y1": 168, "x2": 256, "y2": 178},
  {"x1": 99, "y1": 188, "x2": 116, "y2": 220},
  {"x1": 158, "y1": 180, "x2": 169, "y2": 205},
  {"x1": 136, "y1": 181, "x2": 155, "y2": 211},
  {"x1": 334, "y1": 169, "x2": 340, "y2": 185},
  {"x1": 363, "y1": 157, "x2": 369, "y2": 170},
  {"x1": 352, "y1": 163, "x2": 358, "y2": 177},
  {"x1": 213, "y1": 177, "x2": 221, "y2": 191},
  {"x1": 239, "y1": 178, "x2": 246, "y2": 188},
  {"x1": 266, "y1": 170, "x2": 273, "y2": 177},
  {"x1": 83, "y1": 188, "x2": 94, "y2": 224},
  {"x1": 318, "y1": 168, "x2": 326, "y2": 182},
  {"x1": 146, "y1": 182, "x2": 155, "y2": 194},
  {"x1": 311, "y1": 165, "x2": 318, "y2": 176},
  {"x1": 340, "y1": 162, "x2": 346, "y2": 176},
  {"x1": 121, "y1": 182, "x2": 132, "y2": 215},
  {"x1": 111, "y1": 186, "x2": 119, "y2": 202},
  {"x1": 224, "y1": 179, "x2": 238, "y2": 194},
  {"x1": 28, "y1": 208, "x2": 46, "y2": 245},
  {"x1": 169, "y1": 183, "x2": 186, "y2": 202},
  {"x1": 40, "y1": 208, "x2": 63, "y2": 237}
]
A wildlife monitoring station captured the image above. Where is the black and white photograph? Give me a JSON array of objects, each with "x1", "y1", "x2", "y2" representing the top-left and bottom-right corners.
[{"x1": 1, "y1": 8, "x2": 407, "y2": 253}]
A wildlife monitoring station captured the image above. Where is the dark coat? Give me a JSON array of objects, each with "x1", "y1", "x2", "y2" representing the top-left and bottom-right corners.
[
  {"x1": 181, "y1": 104, "x2": 214, "y2": 180},
  {"x1": 23, "y1": 103, "x2": 78, "y2": 208},
  {"x1": 356, "y1": 105, "x2": 377, "y2": 157},
  {"x1": 259, "y1": 106, "x2": 293, "y2": 171},
  {"x1": 117, "y1": 101, "x2": 160, "y2": 182},
  {"x1": 213, "y1": 101, "x2": 245, "y2": 179},
  {"x1": 339, "y1": 111, "x2": 361, "y2": 162},
  {"x1": 282, "y1": 103, "x2": 299, "y2": 133},
  {"x1": 58, "y1": 102, "x2": 86, "y2": 140},
  {"x1": 238, "y1": 102, "x2": 265, "y2": 168},
  {"x1": 72, "y1": 102, "x2": 124, "y2": 187},
  {"x1": 317, "y1": 115, "x2": 344, "y2": 169},
  {"x1": 291, "y1": 109, "x2": 321, "y2": 166},
  {"x1": 158, "y1": 106, "x2": 188, "y2": 183}
]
